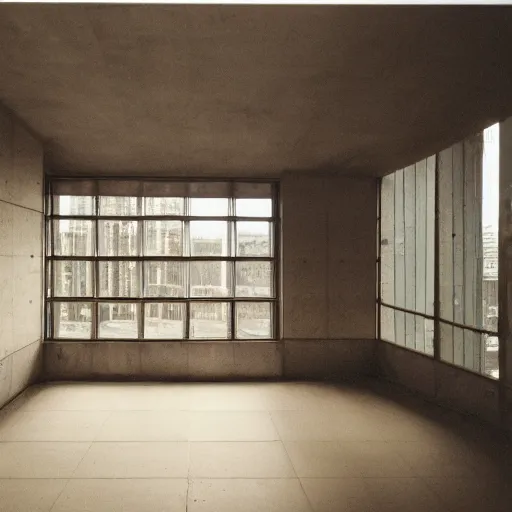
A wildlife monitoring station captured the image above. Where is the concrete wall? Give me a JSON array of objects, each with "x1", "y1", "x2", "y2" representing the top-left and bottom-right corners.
[
  {"x1": 378, "y1": 341, "x2": 501, "y2": 425},
  {"x1": 0, "y1": 105, "x2": 44, "y2": 408},
  {"x1": 44, "y1": 173, "x2": 379, "y2": 381},
  {"x1": 281, "y1": 173, "x2": 378, "y2": 379},
  {"x1": 499, "y1": 116, "x2": 512, "y2": 432}
]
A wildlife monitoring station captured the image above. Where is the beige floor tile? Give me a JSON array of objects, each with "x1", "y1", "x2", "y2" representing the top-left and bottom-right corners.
[
  {"x1": 301, "y1": 477, "x2": 447, "y2": 512},
  {"x1": 0, "y1": 411, "x2": 110, "y2": 441},
  {"x1": 189, "y1": 412, "x2": 279, "y2": 441},
  {"x1": 285, "y1": 441, "x2": 412, "y2": 478},
  {"x1": 51, "y1": 479, "x2": 187, "y2": 512},
  {"x1": 73, "y1": 442, "x2": 189, "y2": 478},
  {"x1": 260, "y1": 382, "x2": 374, "y2": 412},
  {"x1": 300, "y1": 477, "x2": 368, "y2": 511},
  {"x1": 189, "y1": 442, "x2": 295, "y2": 478},
  {"x1": 109, "y1": 385, "x2": 192, "y2": 411},
  {"x1": 188, "y1": 479, "x2": 312, "y2": 512},
  {"x1": 425, "y1": 476, "x2": 512, "y2": 512},
  {"x1": 363, "y1": 405, "x2": 449, "y2": 442},
  {"x1": 0, "y1": 479, "x2": 68, "y2": 512},
  {"x1": 271, "y1": 410, "x2": 383, "y2": 441},
  {"x1": 2, "y1": 381, "x2": 511, "y2": 512},
  {"x1": 95, "y1": 411, "x2": 189, "y2": 441},
  {"x1": 0, "y1": 442, "x2": 90, "y2": 478},
  {"x1": 389, "y1": 441, "x2": 478, "y2": 477},
  {"x1": 284, "y1": 441, "x2": 355, "y2": 478},
  {"x1": 186, "y1": 384, "x2": 268, "y2": 411},
  {"x1": 14, "y1": 384, "x2": 117, "y2": 411}
]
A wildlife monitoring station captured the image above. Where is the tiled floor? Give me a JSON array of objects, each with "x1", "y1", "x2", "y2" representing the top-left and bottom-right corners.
[{"x1": 0, "y1": 380, "x2": 511, "y2": 511}]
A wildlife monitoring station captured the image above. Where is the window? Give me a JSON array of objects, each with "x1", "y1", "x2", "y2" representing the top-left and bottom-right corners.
[
  {"x1": 46, "y1": 180, "x2": 278, "y2": 340},
  {"x1": 380, "y1": 157, "x2": 436, "y2": 355},
  {"x1": 379, "y1": 124, "x2": 500, "y2": 378},
  {"x1": 438, "y1": 126, "x2": 499, "y2": 378}
]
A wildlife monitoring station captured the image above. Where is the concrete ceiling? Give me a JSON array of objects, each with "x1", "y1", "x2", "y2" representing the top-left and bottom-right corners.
[{"x1": 0, "y1": 4, "x2": 512, "y2": 178}]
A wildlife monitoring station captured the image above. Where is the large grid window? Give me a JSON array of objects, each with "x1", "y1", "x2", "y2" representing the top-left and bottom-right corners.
[
  {"x1": 379, "y1": 124, "x2": 500, "y2": 379},
  {"x1": 45, "y1": 180, "x2": 278, "y2": 341}
]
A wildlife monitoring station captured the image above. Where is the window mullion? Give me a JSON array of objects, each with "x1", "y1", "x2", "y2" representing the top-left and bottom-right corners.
[
  {"x1": 138, "y1": 196, "x2": 144, "y2": 339},
  {"x1": 92, "y1": 194, "x2": 99, "y2": 340}
]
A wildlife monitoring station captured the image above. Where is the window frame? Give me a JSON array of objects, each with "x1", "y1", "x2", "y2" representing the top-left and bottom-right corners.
[{"x1": 44, "y1": 178, "x2": 280, "y2": 342}]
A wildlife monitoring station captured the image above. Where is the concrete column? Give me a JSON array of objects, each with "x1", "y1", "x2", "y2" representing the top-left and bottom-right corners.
[
  {"x1": 499, "y1": 116, "x2": 512, "y2": 430},
  {"x1": 0, "y1": 104, "x2": 43, "y2": 408},
  {"x1": 281, "y1": 172, "x2": 377, "y2": 379}
]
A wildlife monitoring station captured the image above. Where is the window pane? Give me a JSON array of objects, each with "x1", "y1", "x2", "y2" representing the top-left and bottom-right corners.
[
  {"x1": 54, "y1": 302, "x2": 92, "y2": 339},
  {"x1": 145, "y1": 197, "x2": 184, "y2": 215},
  {"x1": 408, "y1": 313, "x2": 434, "y2": 355},
  {"x1": 98, "y1": 220, "x2": 139, "y2": 256},
  {"x1": 380, "y1": 306, "x2": 395, "y2": 343},
  {"x1": 99, "y1": 196, "x2": 138, "y2": 216},
  {"x1": 190, "y1": 198, "x2": 229, "y2": 216},
  {"x1": 482, "y1": 123, "x2": 499, "y2": 333},
  {"x1": 235, "y1": 198, "x2": 272, "y2": 217},
  {"x1": 53, "y1": 220, "x2": 94, "y2": 256},
  {"x1": 237, "y1": 222, "x2": 272, "y2": 257},
  {"x1": 190, "y1": 221, "x2": 228, "y2": 256},
  {"x1": 144, "y1": 261, "x2": 186, "y2": 297},
  {"x1": 439, "y1": 131, "x2": 499, "y2": 333},
  {"x1": 54, "y1": 196, "x2": 94, "y2": 216},
  {"x1": 99, "y1": 261, "x2": 140, "y2": 297},
  {"x1": 190, "y1": 261, "x2": 232, "y2": 297},
  {"x1": 190, "y1": 302, "x2": 230, "y2": 339},
  {"x1": 54, "y1": 260, "x2": 93, "y2": 297},
  {"x1": 380, "y1": 175, "x2": 395, "y2": 305},
  {"x1": 144, "y1": 303, "x2": 185, "y2": 339},
  {"x1": 484, "y1": 334, "x2": 499, "y2": 379},
  {"x1": 99, "y1": 303, "x2": 138, "y2": 338},
  {"x1": 440, "y1": 321, "x2": 498, "y2": 378},
  {"x1": 144, "y1": 221, "x2": 183, "y2": 256},
  {"x1": 235, "y1": 261, "x2": 272, "y2": 297},
  {"x1": 235, "y1": 302, "x2": 272, "y2": 339}
]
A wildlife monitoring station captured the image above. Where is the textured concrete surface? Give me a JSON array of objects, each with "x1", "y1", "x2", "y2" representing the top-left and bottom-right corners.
[
  {"x1": 1, "y1": 381, "x2": 511, "y2": 511},
  {"x1": 43, "y1": 342, "x2": 283, "y2": 381},
  {"x1": 281, "y1": 173, "x2": 377, "y2": 339},
  {"x1": 0, "y1": 105, "x2": 43, "y2": 409},
  {"x1": 44, "y1": 339, "x2": 378, "y2": 382},
  {"x1": 0, "y1": 5, "x2": 511, "y2": 176},
  {"x1": 283, "y1": 339, "x2": 377, "y2": 380},
  {"x1": 499, "y1": 117, "x2": 512, "y2": 432},
  {"x1": 377, "y1": 341, "x2": 501, "y2": 427}
]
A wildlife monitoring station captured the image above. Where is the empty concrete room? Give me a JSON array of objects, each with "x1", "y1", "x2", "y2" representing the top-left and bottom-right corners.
[{"x1": 1, "y1": 3, "x2": 512, "y2": 512}]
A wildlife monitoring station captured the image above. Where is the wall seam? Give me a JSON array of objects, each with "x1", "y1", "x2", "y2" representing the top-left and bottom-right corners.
[
  {"x1": 0, "y1": 198, "x2": 43, "y2": 214},
  {"x1": 0, "y1": 337, "x2": 42, "y2": 364}
]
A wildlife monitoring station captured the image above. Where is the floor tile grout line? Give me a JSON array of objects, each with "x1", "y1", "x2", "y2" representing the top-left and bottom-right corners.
[
  {"x1": 264, "y1": 420, "x2": 316, "y2": 512},
  {"x1": 68, "y1": 440, "x2": 94, "y2": 481},
  {"x1": 47, "y1": 478, "x2": 70, "y2": 512},
  {"x1": 186, "y1": 440, "x2": 191, "y2": 512}
]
